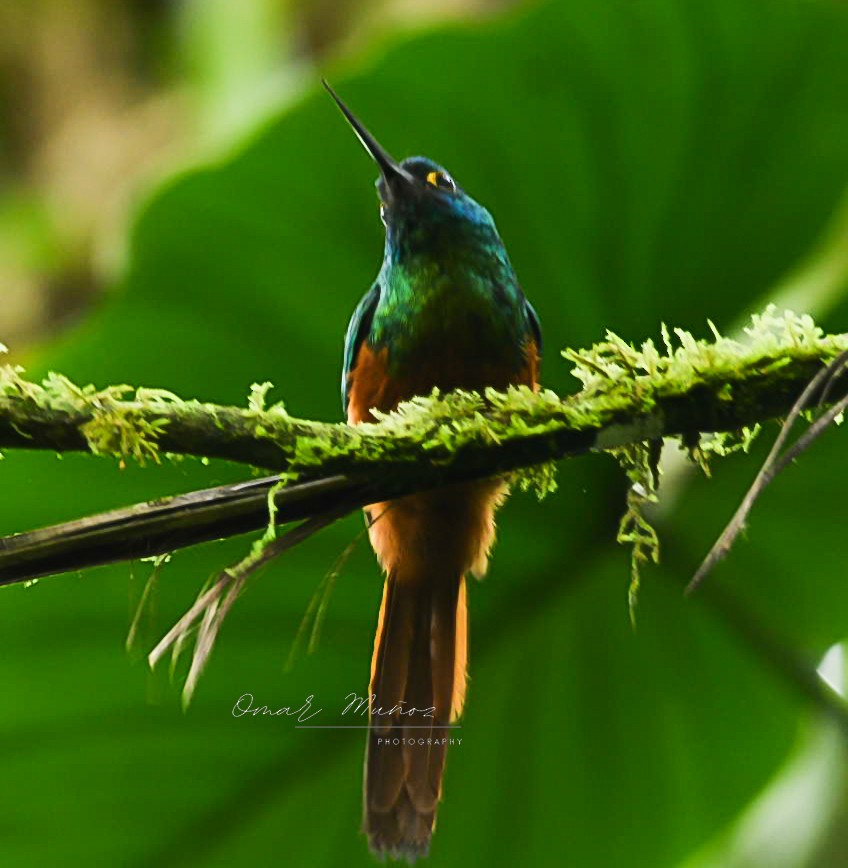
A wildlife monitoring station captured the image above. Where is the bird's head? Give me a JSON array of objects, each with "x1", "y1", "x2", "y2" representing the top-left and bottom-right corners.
[{"x1": 323, "y1": 81, "x2": 499, "y2": 256}]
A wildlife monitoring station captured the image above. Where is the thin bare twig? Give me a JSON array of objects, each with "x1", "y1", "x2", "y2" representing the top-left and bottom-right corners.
[
  {"x1": 148, "y1": 509, "x2": 348, "y2": 706},
  {"x1": 125, "y1": 554, "x2": 168, "y2": 658},
  {"x1": 687, "y1": 350, "x2": 848, "y2": 594},
  {"x1": 284, "y1": 507, "x2": 392, "y2": 672}
]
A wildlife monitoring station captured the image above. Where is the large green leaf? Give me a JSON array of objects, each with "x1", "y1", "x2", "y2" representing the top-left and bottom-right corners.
[{"x1": 3, "y1": 0, "x2": 848, "y2": 865}]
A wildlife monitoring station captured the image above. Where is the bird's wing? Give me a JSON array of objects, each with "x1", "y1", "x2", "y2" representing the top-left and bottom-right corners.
[
  {"x1": 342, "y1": 281, "x2": 381, "y2": 414},
  {"x1": 524, "y1": 297, "x2": 543, "y2": 356}
]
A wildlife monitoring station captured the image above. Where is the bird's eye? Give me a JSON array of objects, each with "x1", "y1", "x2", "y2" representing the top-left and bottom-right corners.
[{"x1": 426, "y1": 170, "x2": 456, "y2": 192}]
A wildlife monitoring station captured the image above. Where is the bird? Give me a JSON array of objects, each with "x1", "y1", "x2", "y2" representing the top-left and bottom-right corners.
[
  {"x1": 0, "y1": 77, "x2": 541, "y2": 863},
  {"x1": 325, "y1": 81, "x2": 542, "y2": 860}
]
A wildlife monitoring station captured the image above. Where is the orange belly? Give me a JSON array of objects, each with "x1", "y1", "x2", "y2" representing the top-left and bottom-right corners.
[
  {"x1": 347, "y1": 335, "x2": 540, "y2": 588},
  {"x1": 346, "y1": 339, "x2": 539, "y2": 425}
]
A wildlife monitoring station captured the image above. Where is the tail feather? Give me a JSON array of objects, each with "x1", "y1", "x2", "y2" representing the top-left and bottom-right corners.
[
  {"x1": 364, "y1": 572, "x2": 467, "y2": 860},
  {"x1": 452, "y1": 579, "x2": 468, "y2": 721}
]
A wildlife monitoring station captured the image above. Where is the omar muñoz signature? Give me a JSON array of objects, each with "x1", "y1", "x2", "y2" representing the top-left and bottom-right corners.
[{"x1": 232, "y1": 692, "x2": 437, "y2": 722}]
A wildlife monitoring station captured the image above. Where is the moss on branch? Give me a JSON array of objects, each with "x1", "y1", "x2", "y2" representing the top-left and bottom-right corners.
[
  {"x1": 1, "y1": 308, "x2": 846, "y2": 488},
  {"x1": 2, "y1": 306, "x2": 848, "y2": 588}
]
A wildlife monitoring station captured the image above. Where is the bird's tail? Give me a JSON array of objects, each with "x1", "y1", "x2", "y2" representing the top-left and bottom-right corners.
[{"x1": 364, "y1": 569, "x2": 468, "y2": 861}]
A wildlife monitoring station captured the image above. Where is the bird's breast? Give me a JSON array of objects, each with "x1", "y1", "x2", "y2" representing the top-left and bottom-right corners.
[{"x1": 348, "y1": 271, "x2": 538, "y2": 424}]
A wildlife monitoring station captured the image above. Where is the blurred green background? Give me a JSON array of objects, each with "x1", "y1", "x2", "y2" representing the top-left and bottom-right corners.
[{"x1": 3, "y1": 0, "x2": 848, "y2": 865}]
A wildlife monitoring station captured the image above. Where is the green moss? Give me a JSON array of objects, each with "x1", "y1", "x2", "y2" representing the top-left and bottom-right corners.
[
  {"x1": 700, "y1": 425, "x2": 762, "y2": 459},
  {"x1": 511, "y1": 461, "x2": 558, "y2": 499},
  {"x1": 610, "y1": 441, "x2": 662, "y2": 626},
  {"x1": 82, "y1": 408, "x2": 169, "y2": 465},
  {"x1": 247, "y1": 381, "x2": 275, "y2": 414}
]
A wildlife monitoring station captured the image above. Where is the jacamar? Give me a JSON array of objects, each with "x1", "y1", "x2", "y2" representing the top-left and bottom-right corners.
[
  {"x1": 325, "y1": 82, "x2": 542, "y2": 860},
  {"x1": 0, "y1": 78, "x2": 542, "y2": 863}
]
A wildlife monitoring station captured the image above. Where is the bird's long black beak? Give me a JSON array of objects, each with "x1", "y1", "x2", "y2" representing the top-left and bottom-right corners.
[{"x1": 322, "y1": 79, "x2": 413, "y2": 198}]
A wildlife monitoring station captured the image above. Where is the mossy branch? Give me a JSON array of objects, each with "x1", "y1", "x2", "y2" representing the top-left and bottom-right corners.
[
  {"x1": 2, "y1": 306, "x2": 848, "y2": 589},
  {"x1": 4, "y1": 308, "x2": 848, "y2": 714},
  {"x1": 2, "y1": 308, "x2": 846, "y2": 485},
  {"x1": 0, "y1": 310, "x2": 848, "y2": 488}
]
